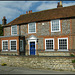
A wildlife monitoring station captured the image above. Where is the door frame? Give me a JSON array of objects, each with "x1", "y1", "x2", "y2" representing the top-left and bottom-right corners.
[{"x1": 28, "y1": 40, "x2": 36, "y2": 55}]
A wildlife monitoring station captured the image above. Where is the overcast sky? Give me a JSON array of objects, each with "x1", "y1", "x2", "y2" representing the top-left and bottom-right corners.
[{"x1": 0, "y1": 1, "x2": 75, "y2": 24}]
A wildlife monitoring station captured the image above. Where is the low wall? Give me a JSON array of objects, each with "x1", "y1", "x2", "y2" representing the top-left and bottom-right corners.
[{"x1": 0, "y1": 55, "x2": 75, "y2": 71}]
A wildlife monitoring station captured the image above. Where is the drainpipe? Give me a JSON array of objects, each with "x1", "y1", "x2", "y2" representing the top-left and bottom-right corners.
[{"x1": 19, "y1": 25, "x2": 21, "y2": 55}]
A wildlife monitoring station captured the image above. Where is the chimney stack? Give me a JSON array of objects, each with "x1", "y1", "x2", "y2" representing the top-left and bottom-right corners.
[
  {"x1": 26, "y1": 10, "x2": 32, "y2": 14},
  {"x1": 2, "y1": 16, "x2": 7, "y2": 25},
  {"x1": 26, "y1": 11, "x2": 28, "y2": 14},
  {"x1": 57, "y1": 1, "x2": 63, "y2": 8}
]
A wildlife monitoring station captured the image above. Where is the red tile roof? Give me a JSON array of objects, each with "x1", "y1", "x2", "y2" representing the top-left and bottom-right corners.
[{"x1": 6, "y1": 5, "x2": 75, "y2": 26}]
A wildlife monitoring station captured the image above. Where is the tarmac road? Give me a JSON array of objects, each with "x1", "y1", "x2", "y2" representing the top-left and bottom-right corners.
[{"x1": 0, "y1": 65, "x2": 75, "y2": 74}]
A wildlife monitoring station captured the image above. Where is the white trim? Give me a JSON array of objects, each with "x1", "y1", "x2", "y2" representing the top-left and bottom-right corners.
[
  {"x1": 51, "y1": 19, "x2": 61, "y2": 32},
  {"x1": 20, "y1": 40, "x2": 24, "y2": 51},
  {"x1": 10, "y1": 40, "x2": 17, "y2": 51},
  {"x1": 58, "y1": 38, "x2": 68, "y2": 51},
  {"x1": 2, "y1": 40, "x2": 8, "y2": 51},
  {"x1": 11, "y1": 25, "x2": 17, "y2": 35},
  {"x1": 28, "y1": 40, "x2": 36, "y2": 55},
  {"x1": 45, "y1": 38, "x2": 54, "y2": 51},
  {"x1": 28, "y1": 22, "x2": 36, "y2": 34}
]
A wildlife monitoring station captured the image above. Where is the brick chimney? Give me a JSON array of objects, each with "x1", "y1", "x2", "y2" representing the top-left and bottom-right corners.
[
  {"x1": 57, "y1": 1, "x2": 63, "y2": 8},
  {"x1": 2, "y1": 16, "x2": 7, "y2": 25},
  {"x1": 26, "y1": 10, "x2": 32, "y2": 14},
  {"x1": 26, "y1": 11, "x2": 28, "y2": 14}
]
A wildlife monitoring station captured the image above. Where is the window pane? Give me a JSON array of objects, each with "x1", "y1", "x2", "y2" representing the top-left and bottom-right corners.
[
  {"x1": 46, "y1": 39, "x2": 54, "y2": 50},
  {"x1": 12, "y1": 25, "x2": 17, "y2": 35},
  {"x1": 59, "y1": 39, "x2": 67, "y2": 50},
  {"x1": 29, "y1": 23, "x2": 35, "y2": 33},
  {"x1": 20, "y1": 41, "x2": 23, "y2": 51},
  {"x1": 52, "y1": 20, "x2": 59, "y2": 31},
  {"x1": 11, "y1": 41, "x2": 16, "y2": 50},
  {"x1": 3, "y1": 41, "x2": 8, "y2": 50}
]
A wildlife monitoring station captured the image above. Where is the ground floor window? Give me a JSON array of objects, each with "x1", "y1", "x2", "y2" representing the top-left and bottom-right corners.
[
  {"x1": 10, "y1": 40, "x2": 17, "y2": 51},
  {"x1": 58, "y1": 38, "x2": 68, "y2": 51},
  {"x1": 2, "y1": 40, "x2": 8, "y2": 51},
  {"x1": 20, "y1": 40, "x2": 23, "y2": 51},
  {"x1": 45, "y1": 38, "x2": 54, "y2": 51}
]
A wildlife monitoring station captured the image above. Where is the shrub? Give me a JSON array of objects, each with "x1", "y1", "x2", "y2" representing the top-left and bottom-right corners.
[
  {"x1": 70, "y1": 54, "x2": 75, "y2": 56},
  {"x1": 1, "y1": 63, "x2": 7, "y2": 66},
  {"x1": 72, "y1": 60, "x2": 75, "y2": 63}
]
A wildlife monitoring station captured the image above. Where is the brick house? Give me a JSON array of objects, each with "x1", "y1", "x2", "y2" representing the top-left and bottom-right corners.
[{"x1": 0, "y1": 2, "x2": 75, "y2": 56}]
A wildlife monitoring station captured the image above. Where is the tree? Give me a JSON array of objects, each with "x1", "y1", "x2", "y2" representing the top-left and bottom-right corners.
[{"x1": 0, "y1": 24, "x2": 3, "y2": 36}]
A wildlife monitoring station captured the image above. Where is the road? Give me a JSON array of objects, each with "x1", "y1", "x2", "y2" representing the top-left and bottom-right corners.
[{"x1": 0, "y1": 65, "x2": 75, "y2": 74}]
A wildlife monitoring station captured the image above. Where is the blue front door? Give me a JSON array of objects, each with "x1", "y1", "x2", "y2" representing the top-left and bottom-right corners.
[{"x1": 30, "y1": 42, "x2": 35, "y2": 55}]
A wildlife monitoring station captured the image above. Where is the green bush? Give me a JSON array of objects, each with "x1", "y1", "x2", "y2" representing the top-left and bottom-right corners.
[
  {"x1": 70, "y1": 54, "x2": 75, "y2": 56},
  {"x1": 72, "y1": 60, "x2": 75, "y2": 63},
  {"x1": 1, "y1": 63, "x2": 7, "y2": 66}
]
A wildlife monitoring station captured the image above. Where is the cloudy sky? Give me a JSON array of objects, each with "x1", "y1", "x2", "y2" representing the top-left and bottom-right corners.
[{"x1": 0, "y1": 1, "x2": 75, "y2": 24}]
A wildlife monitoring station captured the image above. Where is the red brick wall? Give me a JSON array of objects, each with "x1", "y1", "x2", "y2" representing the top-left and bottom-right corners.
[{"x1": 0, "y1": 36, "x2": 19, "y2": 55}]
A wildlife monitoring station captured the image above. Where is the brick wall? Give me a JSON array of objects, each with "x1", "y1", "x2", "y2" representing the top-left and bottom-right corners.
[
  {"x1": 0, "y1": 36, "x2": 19, "y2": 55},
  {"x1": 20, "y1": 19, "x2": 71, "y2": 37},
  {"x1": 37, "y1": 21, "x2": 50, "y2": 36},
  {"x1": 72, "y1": 18, "x2": 75, "y2": 34},
  {"x1": 4, "y1": 27, "x2": 10, "y2": 36},
  {"x1": 0, "y1": 38, "x2": 1, "y2": 50},
  {"x1": 4, "y1": 25, "x2": 19, "y2": 36},
  {"x1": 62, "y1": 19, "x2": 70, "y2": 35}
]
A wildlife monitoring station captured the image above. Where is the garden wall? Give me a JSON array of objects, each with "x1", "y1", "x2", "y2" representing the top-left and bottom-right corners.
[{"x1": 0, "y1": 55, "x2": 75, "y2": 71}]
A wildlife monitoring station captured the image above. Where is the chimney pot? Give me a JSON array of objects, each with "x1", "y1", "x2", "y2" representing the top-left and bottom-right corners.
[
  {"x1": 57, "y1": 1, "x2": 63, "y2": 8},
  {"x1": 30, "y1": 10, "x2": 32, "y2": 13},
  {"x1": 29, "y1": 10, "x2": 31, "y2": 13}
]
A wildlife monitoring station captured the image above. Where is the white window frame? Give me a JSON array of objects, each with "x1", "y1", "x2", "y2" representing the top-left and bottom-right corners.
[
  {"x1": 11, "y1": 25, "x2": 17, "y2": 35},
  {"x1": 2, "y1": 40, "x2": 8, "y2": 51},
  {"x1": 58, "y1": 38, "x2": 68, "y2": 51},
  {"x1": 10, "y1": 40, "x2": 17, "y2": 51},
  {"x1": 45, "y1": 38, "x2": 54, "y2": 51},
  {"x1": 51, "y1": 19, "x2": 61, "y2": 32},
  {"x1": 20, "y1": 40, "x2": 24, "y2": 51},
  {"x1": 28, "y1": 22, "x2": 36, "y2": 34}
]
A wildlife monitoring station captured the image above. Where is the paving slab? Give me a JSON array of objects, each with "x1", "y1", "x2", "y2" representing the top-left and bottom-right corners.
[{"x1": 0, "y1": 65, "x2": 75, "y2": 74}]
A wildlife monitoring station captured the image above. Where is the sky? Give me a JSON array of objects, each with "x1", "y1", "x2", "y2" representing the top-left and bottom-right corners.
[{"x1": 0, "y1": 1, "x2": 75, "y2": 24}]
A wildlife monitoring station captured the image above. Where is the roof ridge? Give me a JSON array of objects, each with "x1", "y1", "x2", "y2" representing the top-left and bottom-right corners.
[{"x1": 20, "y1": 5, "x2": 75, "y2": 16}]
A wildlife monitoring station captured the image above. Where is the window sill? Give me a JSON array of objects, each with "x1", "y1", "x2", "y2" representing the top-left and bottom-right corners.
[
  {"x1": 57, "y1": 50, "x2": 68, "y2": 51},
  {"x1": 10, "y1": 50, "x2": 17, "y2": 52},
  {"x1": 45, "y1": 50, "x2": 55, "y2": 51},
  {"x1": 2, "y1": 50, "x2": 8, "y2": 51},
  {"x1": 51, "y1": 30, "x2": 60, "y2": 32},
  {"x1": 11, "y1": 34, "x2": 17, "y2": 35},
  {"x1": 28, "y1": 32, "x2": 36, "y2": 34}
]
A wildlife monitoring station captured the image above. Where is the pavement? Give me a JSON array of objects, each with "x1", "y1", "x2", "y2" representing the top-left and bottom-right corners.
[{"x1": 0, "y1": 65, "x2": 75, "y2": 74}]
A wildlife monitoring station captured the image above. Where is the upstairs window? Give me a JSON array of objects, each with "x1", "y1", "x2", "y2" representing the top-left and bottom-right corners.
[
  {"x1": 2, "y1": 40, "x2": 8, "y2": 51},
  {"x1": 28, "y1": 22, "x2": 36, "y2": 33},
  {"x1": 11, "y1": 25, "x2": 17, "y2": 35},
  {"x1": 51, "y1": 19, "x2": 60, "y2": 32}
]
